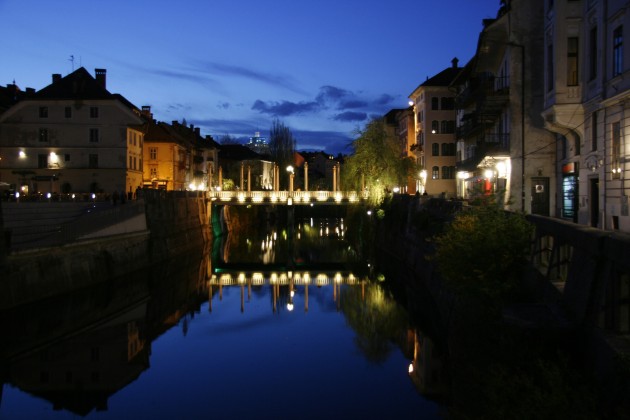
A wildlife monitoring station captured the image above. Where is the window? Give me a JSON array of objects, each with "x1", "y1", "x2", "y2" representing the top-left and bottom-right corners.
[
  {"x1": 431, "y1": 120, "x2": 439, "y2": 134},
  {"x1": 89, "y1": 154, "x2": 99, "y2": 168},
  {"x1": 129, "y1": 156, "x2": 132, "y2": 168},
  {"x1": 441, "y1": 120, "x2": 455, "y2": 134},
  {"x1": 65, "y1": 154, "x2": 70, "y2": 162},
  {"x1": 65, "y1": 106, "x2": 72, "y2": 118},
  {"x1": 547, "y1": 43, "x2": 554, "y2": 92},
  {"x1": 591, "y1": 111, "x2": 598, "y2": 151},
  {"x1": 150, "y1": 167, "x2": 158, "y2": 178},
  {"x1": 432, "y1": 143, "x2": 440, "y2": 156},
  {"x1": 39, "y1": 107, "x2": 48, "y2": 118},
  {"x1": 149, "y1": 147, "x2": 157, "y2": 160},
  {"x1": 612, "y1": 121, "x2": 621, "y2": 179},
  {"x1": 39, "y1": 128, "x2": 48, "y2": 142},
  {"x1": 442, "y1": 166, "x2": 455, "y2": 179},
  {"x1": 589, "y1": 27, "x2": 598, "y2": 80},
  {"x1": 38, "y1": 154, "x2": 47, "y2": 168},
  {"x1": 133, "y1": 157, "x2": 137, "y2": 170},
  {"x1": 431, "y1": 97, "x2": 439, "y2": 110},
  {"x1": 567, "y1": 37, "x2": 579, "y2": 86},
  {"x1": 441, "y1": 97, "x2": 454, "y2": 110},
  {"x1": 431, "y1": 166, "x2": 439, "y2": 180},
  {"x1": 90, "y1": 106, "x2": 99, "y2": 118},
  {"x1": 442, "y1": 143, "x2": 456, "y2": 156},
  {"x1": 613, "y1": 26, "x2": 623, "y2": 77},
  {"x1": 89, "y1": 128, "x2": 99, "y2": 143}
]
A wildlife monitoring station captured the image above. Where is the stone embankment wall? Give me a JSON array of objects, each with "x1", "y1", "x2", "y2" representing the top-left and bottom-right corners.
[{"x1": 0, "y1": 191, "x2": 211, "y2": 310}]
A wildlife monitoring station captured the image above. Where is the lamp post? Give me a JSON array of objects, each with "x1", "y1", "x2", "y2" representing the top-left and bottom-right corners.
[
  {"x1": 286, "y1": 165, "x2": 294, "y2": 193},
  {"x1": 509, "y1": 41, "x2": 526, "y2": 212}
]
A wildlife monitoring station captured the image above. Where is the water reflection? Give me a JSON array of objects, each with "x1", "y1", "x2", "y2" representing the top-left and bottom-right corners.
[{"x1": 1, "y1": 216, "x2": 444, "y2": 418}]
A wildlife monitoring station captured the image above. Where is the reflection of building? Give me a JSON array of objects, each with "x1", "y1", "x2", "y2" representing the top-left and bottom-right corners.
[
  {"x1": 7, "y1": 304, "x2": 149, "y2": 416},
  {"x1": 408, "y1": 329, "x2": 447, "y2": 399},
  {"x1": 409, "y1": 59, "x2": 460, "y2": 197},
  {"x1": 0, "y1": 68, "x2": 145, "y2": 197}
]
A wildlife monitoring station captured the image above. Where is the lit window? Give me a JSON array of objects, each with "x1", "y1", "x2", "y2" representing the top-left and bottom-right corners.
[
  {"x1": 432, "y1": 166, "x2": 439, "y2": 180},
  {"x1": 39, "y1": 128, "x2": 49, "y2": 142}
]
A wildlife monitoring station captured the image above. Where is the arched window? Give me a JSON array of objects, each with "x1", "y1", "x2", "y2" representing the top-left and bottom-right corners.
[
  {"x1": 431, "y1": 120, "x2": 439, "y2": 133},
  {"x1": 432, "y1": 143, "x2": 440, "y2": 156},
  {"x1": 441, "y1": 143, "x2": 449, "y2": 156},
  {"x1": 432, "y1": 166, "x2": 440, "y2": 179}
]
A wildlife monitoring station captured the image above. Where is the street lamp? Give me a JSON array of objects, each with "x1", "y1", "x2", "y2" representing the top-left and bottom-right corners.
[{"x1": 286, "y1": 165, "x2": 294, "y2": 193}]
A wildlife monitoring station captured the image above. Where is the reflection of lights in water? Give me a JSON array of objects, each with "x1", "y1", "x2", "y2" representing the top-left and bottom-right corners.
[
  {"x1": 310, "y1": 218, "x2": 314, "y2": 227},
  {"x1": 325, "y1": 226, "x2": 329, "y2": 235},
  {"x1": 290, "y1": 290, "x2": 295, "y2": 297},
  {"x1": 287, "y1": 303, "x2": 294, "y2": 311},
  {"x1": 408, "y1": 363, "x2": 414, "y2": 374}
]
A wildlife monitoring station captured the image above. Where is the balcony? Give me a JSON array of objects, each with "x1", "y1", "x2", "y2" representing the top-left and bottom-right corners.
[{"x1": 456, "y1": 74, "x2": 510, "y2": 111}]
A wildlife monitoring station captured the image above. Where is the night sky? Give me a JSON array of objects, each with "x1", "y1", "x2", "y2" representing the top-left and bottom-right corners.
[{"x1": 0, "y1": 0, "x2": 500, "y2": 154}]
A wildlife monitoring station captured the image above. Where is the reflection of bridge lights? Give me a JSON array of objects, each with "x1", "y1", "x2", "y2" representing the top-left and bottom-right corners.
[
  {"x1": 316, "y1": 274, "x2": 328, "y2": 285},
  {"x1": 408, "y1": 363, "x2": 414, "y2": 374},
  {"x1": 290, "y1": 290, "x2": 295, "y2": 297},
  {"x1": 287, "y1": 303, "x2": 294, "y2": 311}
]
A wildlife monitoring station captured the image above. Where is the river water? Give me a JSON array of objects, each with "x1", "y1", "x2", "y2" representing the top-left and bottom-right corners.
[{"x1": 0, "y1": 210, "x2": 445, "y2": 419}]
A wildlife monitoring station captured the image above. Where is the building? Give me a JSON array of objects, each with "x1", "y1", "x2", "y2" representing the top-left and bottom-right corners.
[
  {"x1": 409, "y1": 59, "x2": 460, "y2": 196},
  {"x1": 543, "y1": 0, "x2": 630, "y2": 232},
  {"x1": 384, "y1": 108, "x2": 417, "y2": 194},
  {"x1": 0, "y1": 68, "x2": 145, "y2": 198},
  {"x1": 451, "y1": 0, "x2": 555, "y2": 214},
  {"x1": 245, "y1": 131, "x2": 270, "y2": 155},
  {"x1": 218, "y1": 144, "x2": 273, "y2": 191}
]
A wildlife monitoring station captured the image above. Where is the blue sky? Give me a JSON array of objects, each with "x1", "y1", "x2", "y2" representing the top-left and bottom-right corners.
[{"x1": 0, "y1": 0, "x2": 500, "y2": 154}]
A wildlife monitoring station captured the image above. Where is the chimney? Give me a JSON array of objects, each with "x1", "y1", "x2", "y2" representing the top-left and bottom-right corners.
[
  {"x1": 141, "y1": 105, "x2": 153, "y2": 118},
  {"x1": 52, "y1": 74, "x2": 62, "y2": 83},
  {"x1": 451, "y1": 57, "x2": 459, "y2": 69},
  {"x1": 95, "y1": 68, "x2": 107, "y2": 88}
]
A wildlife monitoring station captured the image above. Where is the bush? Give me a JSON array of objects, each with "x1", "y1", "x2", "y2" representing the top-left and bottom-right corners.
[{"x1": 432, "y1": 201, "x2": 533, "y2": 309}]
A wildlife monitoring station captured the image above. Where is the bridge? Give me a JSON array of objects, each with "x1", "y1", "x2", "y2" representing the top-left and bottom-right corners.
[{"x1": 207, "y1": 190, "x2": 368, "y2": 205}]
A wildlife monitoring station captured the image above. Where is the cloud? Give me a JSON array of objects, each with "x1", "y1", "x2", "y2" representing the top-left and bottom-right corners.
[
  {"x1": 374, "y1": 93, "x2": 397, "y2": 105},
  {"x1": 338, "y1": 99, "x2": 368, "y2": 109},
  {"x1": 251, "y1": 99, "x2": 320, "y2": 116},
  {"x1": 191, "y1": 60, "x2": 306, "y2": 95},
  {"x1": 316, "y1": 85, "x2": 352, "y2": 103},
  {"x1": 333, "y1": 111, "x2": 367, "y2": 122},
  {"x1": 217, "y1": 102, "x2": 230, "y2": 110}
]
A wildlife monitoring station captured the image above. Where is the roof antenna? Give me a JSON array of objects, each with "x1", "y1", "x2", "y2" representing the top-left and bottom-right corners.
[{"x1": 69, "y1": 55, "x2": 75, "y2": 72}]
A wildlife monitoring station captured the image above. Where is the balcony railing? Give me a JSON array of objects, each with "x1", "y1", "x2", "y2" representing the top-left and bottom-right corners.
[{"x1": 207, "y1": 190, "x2": 368, "y2": 204}]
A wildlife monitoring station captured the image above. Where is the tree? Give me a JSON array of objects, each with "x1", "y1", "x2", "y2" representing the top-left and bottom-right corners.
[
  {"x1": 268, "y1": 119, "x2": 296, "y2": 187},
  {"x1": 343, "y1": 118, "x2": 419, "y2": 204}
]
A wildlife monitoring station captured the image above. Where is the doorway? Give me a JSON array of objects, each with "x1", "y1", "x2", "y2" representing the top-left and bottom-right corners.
[
  {"x1": 531, "y1": 177, "x2": 550, "y2": 216},
  {"x1": 590, "y1": 178, "x2": 600, "y2": 227}
]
